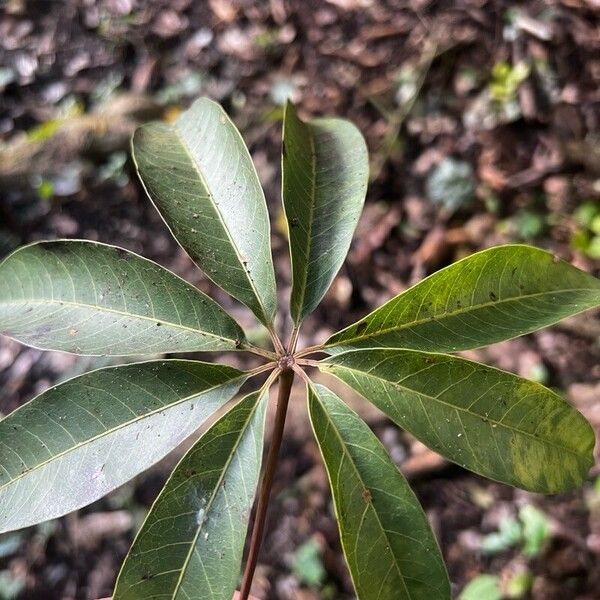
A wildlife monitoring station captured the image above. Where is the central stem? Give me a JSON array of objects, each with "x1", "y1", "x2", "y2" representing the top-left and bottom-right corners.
[{"x1": 239, "y1": 368, "x2": 295, "y2": 599}]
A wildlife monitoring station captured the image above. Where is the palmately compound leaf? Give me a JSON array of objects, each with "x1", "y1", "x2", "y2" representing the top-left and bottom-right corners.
[
  {"x1": 308, "y1": 383, "x2": 450, "y2": 600},
  {"x1": 326, "y1": 245, "x2": 600, "y2": 353},
  {"x1": 282, "y1": 101, "x2": 368, "y2": 323},
  {"x1": 132, "y1": 97, "x2": 277, "y2": 326},
  {"x1": 0, "y1": 360, "x2": 245, "y2": 533},
  {"x1": 113, "y1": 388, "x2": 268, "y2": 600},
  {"x1": 0, "y1": 240, "x2": 245, "y2": 355},
  {"x1": 321, "y1": 349, "x2": 595, "y2": 493}
]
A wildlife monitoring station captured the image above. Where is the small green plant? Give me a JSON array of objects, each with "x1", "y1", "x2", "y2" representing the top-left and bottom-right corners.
[
  {"x1": 0, "y1": 97, "x2": 599, "y2": 600},
  {"x1": 488, "y1": 60, "x2": 530, "y2": 104},
  {"x1": 571, "y1": 200, "x2": 600, "y2": 259},
  {"x1": 481, "y1": 504, "x2": 551, "y2": 557},
  {"x1": 459, "y1": 574, "x2": 502, "y2": 600},
  {"x1": 292, "y1": 539, "x2": 326, "y2": 588}
]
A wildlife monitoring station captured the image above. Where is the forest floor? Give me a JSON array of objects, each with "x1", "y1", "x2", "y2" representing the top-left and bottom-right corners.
[{"x1": 0, "y1": 1, "x2": 599, "y2": 599}]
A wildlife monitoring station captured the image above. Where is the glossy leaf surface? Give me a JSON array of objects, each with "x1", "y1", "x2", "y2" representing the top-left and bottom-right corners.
[
  {"x1": 0, "y1": 241, "x2": 244, "y2": 355},
  {"x1": 282, "y1": 101, "x2": 368, "y2": 323},
  {"x1": 322, "y1": 349, "x2": 595, "y2": 493},
  {"x1": 0, "y1": 360, "x2": 245, "y2": 533},
  {"x1": 114, "y1": 389, "x2": 267, "y2": 600},
  {"x1": 132, "y1": 97, "x2": 277, "y2": 325},
  {"x1": 308, "y1": 383, "x2": 450, "y2": 600},
  {"x1": 326, "y1": 245, "x2": 600, "y2": 353}
]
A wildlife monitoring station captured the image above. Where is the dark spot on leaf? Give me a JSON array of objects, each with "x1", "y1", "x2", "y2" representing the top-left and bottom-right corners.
[
  {"x1": 290, "y1": 217, "x2": 299, "y2": 227},
  {"x1": 489, "y1": 291, "x2": 497, "y2": 301},
  {"x1": 156, "y1": 322, "x2": 162, "y2": 327},
  {"x1": 355, "y1": 322, "x2": 368, "y2": 335},
  {"x1": 362, "y1": 488, "x2": 372, "y2": 502},
  {"x1": 235, "y1": 338, "x2": 242, "y2": 348}
]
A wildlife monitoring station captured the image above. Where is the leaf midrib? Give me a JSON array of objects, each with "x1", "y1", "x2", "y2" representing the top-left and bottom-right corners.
[
  {"x1": 327, "y1": 287, "x2": 599, "y2": 347},
  {"x1": 171, "y1": 122, "x2": 271, "y2": 324},
  {"x1": 0, "y1": 376, "x2": 244, "y2": 493},
  {"x1": 311, "y1": 390, "x2": 414, "y2": 600},
  {"x1": 291, "y1": 117, "x2": 318, "y2": 323},
  {"x1": 325, "y1": 364, "x2": 586, "y2": 459},
  {"x1": 0, "y1": 298, "x2": 234, "y2": 345},
  {"x1": 170, "y1": 392, "x2": 263, "y2": 599}
]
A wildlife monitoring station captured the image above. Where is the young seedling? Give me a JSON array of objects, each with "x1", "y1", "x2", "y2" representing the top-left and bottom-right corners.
[{"x1": 0, "y1": 97, "x2": 599, "y2": 600}]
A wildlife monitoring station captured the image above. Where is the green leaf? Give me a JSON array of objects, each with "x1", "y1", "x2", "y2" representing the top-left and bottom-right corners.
[
  {"x1": 507, "y1": 571, "x2": 533, "y2": 598},
  {"x1": 519, "y1": 504, "x2": 550, "y2": 557},
  {"x1": 0, "y1": 360, "x2": 245, "y2": 533},
  {"x1": 326, "y1": 245, "x2": 600, "y2": 353},
  {"x1": 0, "y1": 241, "x2": 244, "y2": 355},
  {"x1": 113, "y1": 388, "x2": 268, "y2": 600},
  {"x1": 132, "y1": 97, "x2": 277, "y2": 325},
  {"x1": 282, "y1": 101, "x2": 368, "y2": 323},
  {"x1": 459, "y1": 574, "x2": 501, "y2": 600},
  {"x1": 481, "y1": 517, "x2": 522, "y2": 555},
  {"x1": 308, "y1": 383, "x2": 450, "y2": 600},
  {"x1": 321, "y1": 349, "x2": 595, "y2": 493},
  {"x1": 292, "y1": 539, "x2": 326, "y2": 588}
]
